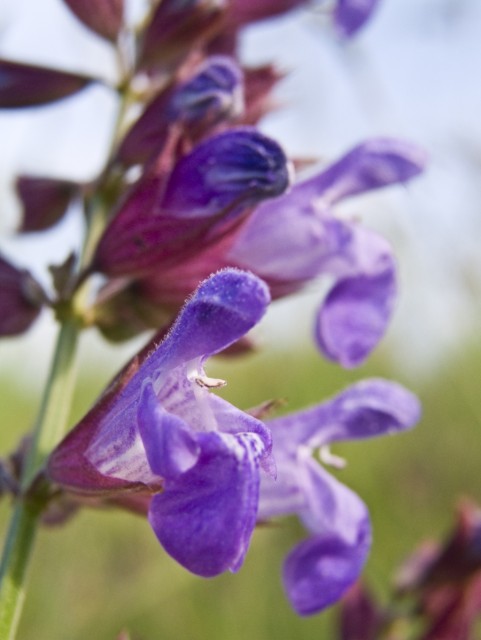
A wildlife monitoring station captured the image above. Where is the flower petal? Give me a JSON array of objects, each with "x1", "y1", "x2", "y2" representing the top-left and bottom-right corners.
[
  {"x1": 148, "y1": 430, "x2": 260, "y2": 576},
  {"x1": 161, "y1": 127, "x2": 290, "y2": 219},
  {"x1": 333, "y1": 0, "x2": 381, "y2": 38},
  {"x1": 301, "y1": 138, "x2": 427, "y2": 205},
  {"x1": 283, "y1": 522, "x2": 371, "y2": 615},
  {"x1": 137, "y1": 381, "x2": 201, "y2": 480},
  {"x1": 268, "y1": 379, "x2": 420, "y2": 448},
  {"x1": 283, "y1": 458, "x2": 372, "y2": 614},
  {"x1": 316, "y1": 225, "x2": 396, "y2": 367}
]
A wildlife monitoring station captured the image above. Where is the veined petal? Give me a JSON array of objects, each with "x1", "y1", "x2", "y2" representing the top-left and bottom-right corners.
[
  {"x1": 282, "y1": 458, "x2": 372, "y2": 614},
  {"x1": 161, "y1": 127, "x2": 290, "y2": 219},
  {"x1": 269, "y1": 379, "x2": 420, "y2": 448},
  {"x1": 137, "y1": 381, "x2": 200, "y2": 480},
  {"x1": 48, "y1": 270, "x2": 270, "y2": 493},
  {"x1": 283, "y1": 521, "x2": 371, "y2": 615},
  {"x1": 148, "y1": 430, "x2": 260, "y2": 577},
  {"x1": 316, "y1": 225, "x2": 396, "y2": 367},
  {"x1": 300, "y1": 138, "x2": 427, "y2": 205}
]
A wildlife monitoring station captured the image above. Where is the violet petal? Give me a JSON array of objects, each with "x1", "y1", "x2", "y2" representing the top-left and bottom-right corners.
[
  {"x1": 148, "y1": 430, "x2": 260, "y2": 577},
  {"x1": 137, "y1": 381, "x2": 201, "y2": 480},
  {"x1": 333, "y1": 0, "x2": 381, "y2": 38},
  {"x1": 283, "y1": 522, "x2": 371, "y2": 615},
  {"x1": 161, "y1": 127, "x2": 290, "y2": 219}
]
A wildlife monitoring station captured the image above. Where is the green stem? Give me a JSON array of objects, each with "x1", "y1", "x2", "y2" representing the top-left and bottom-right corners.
[{"x1": 0, "y1": 319, "x2": 80, "y2": 639}]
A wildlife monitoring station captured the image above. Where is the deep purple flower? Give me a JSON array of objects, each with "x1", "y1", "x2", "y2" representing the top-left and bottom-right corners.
[
  {"x1": 0, "y1": 255, "x2": 46, "y2": 336},
  {"x1": 136, "y1": 138, "x2": 426, "y2": 366},
  {"x1": 48, "y1": 269, "x2": 274, "y2": 576},
  {"x1": 94, "y1": 127, "x2": 290, "y2": 277},
  {"x1": 334, "y1": 0, "x2": 381, "y2": 38},
  {"x1": 118, "y1": 56, "x2": 244, "y2": 166},
  {"x1": 258, "y1": 378, "x2": 421, "y2": 614}
]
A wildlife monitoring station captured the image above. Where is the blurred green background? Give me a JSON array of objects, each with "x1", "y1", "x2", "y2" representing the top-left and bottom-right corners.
[{"x1": 1, "y1": 333, "x2": 480, "y2": 640}]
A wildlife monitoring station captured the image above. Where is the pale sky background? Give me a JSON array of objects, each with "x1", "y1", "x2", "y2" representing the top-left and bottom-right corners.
[{"x1": 0, "y1": 0, "x2": 480, "y2": 388}]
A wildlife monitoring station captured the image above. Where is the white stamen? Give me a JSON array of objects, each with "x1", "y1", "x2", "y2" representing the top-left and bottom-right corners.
[
  {"x1": 195, "y1": 375, "x2": 227, "y2": 389},
  {"x1": 319, "y1": 446, "x2": 347, "y2": 469}
]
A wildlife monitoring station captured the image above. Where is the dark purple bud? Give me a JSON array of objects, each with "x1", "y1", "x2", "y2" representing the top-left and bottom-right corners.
[
  {"x1": 162, "y1": 127, "x2": 290, "y2": 219},
  {"x1": 62, "y1": 0, "x2": 124, "y2": 42},
  {"x1": 16, "y1": 175, "x2": 79, "y2": 232},
  {"x1": 169, "y1": 56, "x2": 243, "y2": 128},
  {"x1": 0, "y1": 58, "x2": 95, "y2": 108},
  {"x1": 118, "y1": 56, "x2": 244, "y2": 166},
  {"x1": 138, "y1": 0, "x2": 227, "y2": 71},
  {"x1": 0, "y1": 255, "x2": 46, "y2": 336},
  {"x1": 333, "y1": 0, "x2": 381, "y2": 38}
]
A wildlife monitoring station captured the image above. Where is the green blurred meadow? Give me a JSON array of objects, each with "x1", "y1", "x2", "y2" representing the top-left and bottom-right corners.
[{"x1": 1, "y1": 334, "x2": 481, "y2": 640}]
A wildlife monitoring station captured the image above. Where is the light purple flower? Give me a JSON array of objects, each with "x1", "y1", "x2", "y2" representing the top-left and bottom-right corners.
[
  {"x1": 137, "y1": 138, "x2": 426, "y2": 366},
  {"x1": 48, "y1": 269, "x2": 274, "y2": 576},
  {"x1": 259, "y1": 378, "x2": 421, "y2": 614}
]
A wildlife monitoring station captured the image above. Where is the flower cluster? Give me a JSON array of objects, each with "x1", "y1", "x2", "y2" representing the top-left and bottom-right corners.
[{"x1": 0, "y1": 0, "x2": 424, "y2": 629}]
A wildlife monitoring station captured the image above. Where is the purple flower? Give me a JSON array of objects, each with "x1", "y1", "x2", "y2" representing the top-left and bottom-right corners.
[
  {"x1": 135, "y1": 138, "x2": 426, "y2": 366},
  {"x1": 334, "y1": 0, "x2": 381, "y2": 38},
  {"x1": 94, "y1": 127, "x2": 290, "y2": 277},
  {"x1": 48, "y1": 269, "x2": 274, "y2": 576},
  {"x1": 259, "y1": 378, "x2": 421, "y2": 614}
]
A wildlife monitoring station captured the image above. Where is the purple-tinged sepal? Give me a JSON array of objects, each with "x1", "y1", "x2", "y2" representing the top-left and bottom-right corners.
[
  {"x1": 16, "y1": 175, "x2": 79, "y2": 232},
  {"x1": 137, "y1": 0, "x2": 227, "y2": 72},
  {"x1": 0, "y1": 255, "x2": 47, "y2": 336},
  {"x1": 49, "y1": 270, "x2": 273, "y2": 576},
  {"x1": 333, "y1": 0, "x2": 381, "y2": 38},
  {"x1": 0, "y1": 58, "x2": 96, "y2": 108},
  {"x1": 62, "y1": 0, "x2": 124, "y2": 42},
  {"x1": 226, "y1": 0, "x2": 306, "y2": 27}
]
